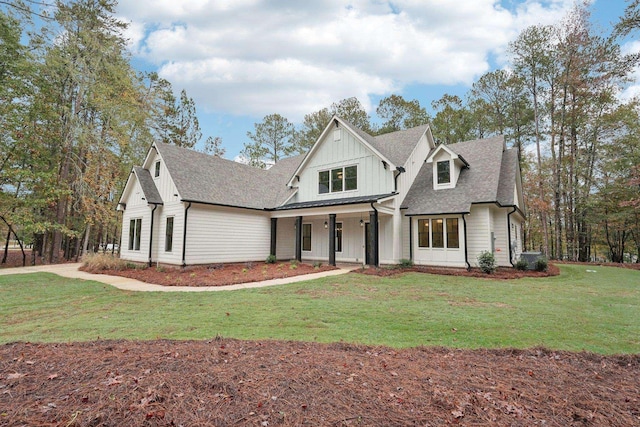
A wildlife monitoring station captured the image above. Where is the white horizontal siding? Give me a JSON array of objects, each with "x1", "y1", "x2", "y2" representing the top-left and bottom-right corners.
[
  {"x1": 120, "y1": 204, "x2": 151, "y2": 264},
  {"x1": 154, "y1": 202, "x2": 185, "y2": 265},
  {"x1": 491, "y1": 206, "x2": 510, "y2": 266},
  {"x1": 275, "y1": 217, "x2": 295, "y2": 260},
  {"x1": 466, "y1": 205, "x2": 491, "y2": 266},
  {"x1": 411, "y1": 215, "x2": 466, "y2": 267},
  {"x1": 184, "y1": 205, "x2": 271, "y2": 264}
]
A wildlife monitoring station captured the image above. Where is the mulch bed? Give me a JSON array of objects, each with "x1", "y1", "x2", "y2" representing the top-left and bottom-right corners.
[
  {"x1": 1, "y1": 339, "x2": 638, "y2": 426},
  {"x1": 83, "y1": 261, "x2": 338, "y2": 287},
  {"x1": 354, "y1": 263, "x2": 561, "y2": 280}
]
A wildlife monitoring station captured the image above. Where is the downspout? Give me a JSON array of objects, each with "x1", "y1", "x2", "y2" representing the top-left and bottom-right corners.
[
  {"x1": 394, "y1": 167, "x2": 405, "y2": 192},
  {"x1": 181, "y1": 202, "x2": 192, "y2": 267},
  {"x1": 462, "y1": 213, "x2": 471, "y2": 270},
  {"x1": 507, "y1": 206, "x2": 518, "y2": 267},
  {"x1": 148, "y1": 204, "x2": 158, "y2": 267}
]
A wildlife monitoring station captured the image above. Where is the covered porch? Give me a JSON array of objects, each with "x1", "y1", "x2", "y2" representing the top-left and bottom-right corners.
[{"x1": 269, "y1": 195, "x2": 401, "y2": 267}]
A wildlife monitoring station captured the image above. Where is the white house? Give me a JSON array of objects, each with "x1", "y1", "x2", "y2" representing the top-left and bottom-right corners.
[{"x1": 117, "y1": 117, "x2": 525, "y2": 269}]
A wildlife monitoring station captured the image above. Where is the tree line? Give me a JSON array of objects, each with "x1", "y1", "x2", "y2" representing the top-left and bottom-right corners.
[
  {"x1": 242, "y1": 3, "x2": 640, "y2": 263},
  {"x1": 1, "y1": 0, "x2": 639, "y2": 265}
]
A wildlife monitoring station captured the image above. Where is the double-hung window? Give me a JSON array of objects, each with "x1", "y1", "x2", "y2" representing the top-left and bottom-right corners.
[
  {"x1": 165, "y1": 217, "x2": 174, "y2": 252},
  {"x1": 318, "y1": 165, "x2": 357, "y2": 194},
  {"x1": 302, "y1": 224, "x2": 312, "y2": 251},
  {"x1": 129, "y1": 218, "x2": 142, "y2": 251},
  {"x1": 335, "y1": 222, "x2": 343, "y2": 252},
  {"x1": 437, "y1": 160, "x2": 450, "y2": 184}
]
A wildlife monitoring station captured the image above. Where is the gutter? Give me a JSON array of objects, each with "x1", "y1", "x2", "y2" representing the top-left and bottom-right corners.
[
  {"x1": 394, "y1": 166, "x2": 405, "y2": 192},
  {"x1": 462, "y1": 213, "x2": 471, "y2": 270},
  {"x1": 182, "y1": 202, "x2": 192, "y2": 267},
  {"x1": 148, "y1": 204, "x2": 159, "y2": 267},
  {"x1": 507, "y1": 206, "x2": 518, "y2": 267},
  {"x1": 370, "y1": 202, "x2": 379, "y2": 267}
]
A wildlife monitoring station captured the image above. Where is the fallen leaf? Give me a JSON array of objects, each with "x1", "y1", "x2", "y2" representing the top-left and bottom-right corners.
[
  {"x1": 47, "y1": 374, "x2": 58, "y2": 381},
  {"x1": 7, "y1": 373, "x2": 25, "y2": 380},
  {"x1": 452, "y1": 410, "x2": 464, "y2": 418}
]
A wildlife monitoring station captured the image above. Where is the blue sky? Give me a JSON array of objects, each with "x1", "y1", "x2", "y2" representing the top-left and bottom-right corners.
[{"x1": 114, "y1": 0, "x2": 636, "y2": 159}]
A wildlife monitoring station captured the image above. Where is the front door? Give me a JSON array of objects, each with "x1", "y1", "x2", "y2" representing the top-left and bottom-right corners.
[{"x1": 364, "y1": 222, "x2": 371, "y2": 265}]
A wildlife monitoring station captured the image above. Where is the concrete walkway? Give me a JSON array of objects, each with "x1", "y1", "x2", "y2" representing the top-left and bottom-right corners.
[{"x1": 0, "y1": 262, "x2": 360, "y2": 292}]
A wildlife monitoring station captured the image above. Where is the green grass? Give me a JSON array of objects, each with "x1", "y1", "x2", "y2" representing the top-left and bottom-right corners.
[{"x1": 1, "y1": 265, "x2": 638, "y2": 354}]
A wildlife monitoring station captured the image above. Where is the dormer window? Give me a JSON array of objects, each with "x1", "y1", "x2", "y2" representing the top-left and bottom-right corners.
[
  {"x1": 154, "y1": 160, "x2": 160, "y2": 178},
  {"x1": 437, "y1": 161, "x2": 450, "y2": 184}
]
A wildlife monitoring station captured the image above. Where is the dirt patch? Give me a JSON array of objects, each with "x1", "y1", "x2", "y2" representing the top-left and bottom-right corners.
[
  {"x1": 353, "y1": 263, "x2": 561, "y2": 280},
  {"x1": 1, "y1": 339, "x2": 638, "y2": 426},
  {"x1": 0, "y1": 250, "x2": 71, "y2": 268},
  {"x1": 82, "y1": 261, "x2": 338, "y2": 287}
]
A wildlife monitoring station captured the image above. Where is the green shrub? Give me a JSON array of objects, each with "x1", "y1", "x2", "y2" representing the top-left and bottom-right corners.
[
  {"x1": 534, "y1": 257, "x2": 548, "y2": 272},
  {"x1": 82, "y1": 252, "x2": 128, "y2": 271},
  {"x1": 399, "y1": 258, "x2": 414, "y2": 268},
  {"x1": 515, "y1": 259, "x2": 529, "y2": 271},
  {"x1": 265, "y1": 254, "x2": 277, "y2": 264},
  {"x1": 313, "y1": 261, "x2": 323, "y2": 268},
  {"x1": 477, "y1": 251, "x2": 497, "y2": 274}
]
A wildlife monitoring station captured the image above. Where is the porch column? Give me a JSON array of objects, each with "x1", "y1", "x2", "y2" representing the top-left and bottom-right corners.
[
  {"x1": 369, "y1": 210, "x2": 379, "y2": 267},
  {"x1": 270, "y1": 218, "x2": 277, "y2": 257},
  {"x1": 392, "y1": 207, "x2": 402, "y2": 263},
  {"x1": 328, "y1": 214, "x2": 336, "y2": 266},
  {"x1": 295, "y1": 216, "x2": 302, "y2": 262}
]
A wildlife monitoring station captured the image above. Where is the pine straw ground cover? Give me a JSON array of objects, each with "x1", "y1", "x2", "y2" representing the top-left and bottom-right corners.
[{"x1": 1, "y1": 339, "x2": 638, "y2": 426}]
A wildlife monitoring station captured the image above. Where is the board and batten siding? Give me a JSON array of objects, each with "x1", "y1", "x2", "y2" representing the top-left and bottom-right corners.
[
  {"x1": 146, "y1": 150, "x2": 181, "y2": 205},
  {"x1": 396, "y1": 133, "x2": 431, "y2": 202},
  {"x1": 293, "y1": 127, "x2": 394, "y2": 203},
  {"x1": 184, "y1": 205, "x2": 271, "y2": 265}
]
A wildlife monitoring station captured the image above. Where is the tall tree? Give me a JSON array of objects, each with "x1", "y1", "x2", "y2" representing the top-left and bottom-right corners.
[
  {"x1": 331, "y1": 97, "x2": 372, "y2": 133},
  {"x1": 376, "y1": 94, "x2": 429, "y2": 134},
  {"x1": 202, "y1": 136, "x2": 225, "y2": 157},
  {"x1": 430, "y1": 94, "x2": 474, "y2": 144},
  {"x1": 242, "y1": 113, "x2": 295, "y2": 168},
  {"x1": 174, "y1": 89, "x2": 201, "y2": 148}
]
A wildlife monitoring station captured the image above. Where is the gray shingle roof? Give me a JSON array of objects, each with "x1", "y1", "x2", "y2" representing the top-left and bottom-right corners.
[
  {"x1": 370, "y1": 124, "x2": 430, "y2": 167},
  {"x1": 273, "y1": 193, "x2": 395, "y2": 211},
  {"x1": 339, "y1": 118, "x2": 429, "y2": 167},
  {"x1": 133, "y1": 166, "x2": 163, "y2": 205},
  {"x1": 401, "y1": 135, "x2": 514, "y2": 215},
  {"x1": 155, "y1": 143, "x2": 303, "y2": 210}
]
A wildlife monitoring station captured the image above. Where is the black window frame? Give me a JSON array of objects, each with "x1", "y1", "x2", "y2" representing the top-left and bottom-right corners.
[
  {"x1": 154, "y1": 160, "x2": 160, "y2": 178},
  {"x1": 318, "y1": 165, "x2": 358, "y2": 194},
  {"x1": 129, "y1": 218, "x2": 142, "y2": 251},
  {"x1": 446, "y1": 218, "x2": 459, "y2": 248},
  {"x1": 335, "y1": 222, "x2": 343, "y2": 252},
  {"x1": 302, "y1": 223, "x2": 312, "y2": 252},
  {"x1": 165, "y1": 217, "x2": 174, "y2": 252},
  {"x1": 432, "y1": 218, "x2": 444, "y2": 248},
  {"x1": 418, "y1": 219, "x2": 430, "y2": 248}
]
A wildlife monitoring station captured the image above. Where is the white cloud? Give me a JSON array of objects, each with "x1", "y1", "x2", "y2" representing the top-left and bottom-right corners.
[{"x1": 116, "y1": 0, "x2": 577, "y2": 119}]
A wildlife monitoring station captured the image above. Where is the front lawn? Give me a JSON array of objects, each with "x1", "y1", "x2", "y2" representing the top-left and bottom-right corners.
[{"x1": 1, "y1": 264, "x2": 638, "y2": 354}]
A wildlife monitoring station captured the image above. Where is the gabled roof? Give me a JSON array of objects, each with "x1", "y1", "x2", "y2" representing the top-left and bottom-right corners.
[
  {"x1": 425, "y1": 143, "x2": 470, "y2": 168},
  {"x1": 155, "y1": 142, "x2": 303, "y2": 210},
  {"x1": 133, "y1": 166, "x2": 163, "y2": 205},
  {"x1": 402, "y1": 135, "x2": 516, "y2": 215},
  {"x1": 370, "y1": 124, "x2": 431, "y2": 167}
]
